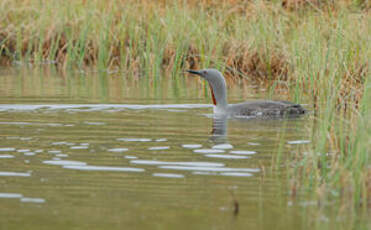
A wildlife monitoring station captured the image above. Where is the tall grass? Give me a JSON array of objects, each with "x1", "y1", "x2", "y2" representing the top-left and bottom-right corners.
[
  {"x1": 286, "y1": 7, "x2": 369, "y2": 212},
  {"x1": 0, "y1": 0, "x2": 369, "y2": 217}
]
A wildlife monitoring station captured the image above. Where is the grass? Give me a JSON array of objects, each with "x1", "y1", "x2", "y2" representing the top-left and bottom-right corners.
[{"x1": 0, "y1": 0, "x2": 369, "y2": 225}]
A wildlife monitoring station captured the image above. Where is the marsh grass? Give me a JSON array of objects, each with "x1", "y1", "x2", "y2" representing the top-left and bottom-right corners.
[{"x1": 0, "y1": 0, "x2": 369, "y2": 220}]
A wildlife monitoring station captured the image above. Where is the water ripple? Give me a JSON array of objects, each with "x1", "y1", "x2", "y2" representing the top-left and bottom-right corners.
[
  {"x1": 48, "y1": 150, "x2": 62, "y2": 154},
  {"x1": 0, "y1": 193, "x2": 23, "y2": 198},
  {"x1": 158, "y1": 165, "x2": 260, "y2": 173},
  {"x1": 42, "y1": 160, "x2": 87, "y2": 166},
  {"x1": 155, "y1": 138, "x2": 167, "y2": 142},
  {"x1": 63, "y1": 165, "x2": 144, "y2": 172},
  {"x1": 0, "y1": 193, "x2": 45, "y2": 203},
  {"x1": 130, "y1": 160, "x2": 224, "y2": 167},
  {"x1": 124, "y1": 155, "x2": 137, "y2": 159},
  {"x1": 181, "y1": 144, "x2": 202, "y2": 149},
  {"x1": 205, "y1": 154, "x2": 249, "y2": 159},
  {"x1": 0, "y1": 147, "x2": 16, "y2": 152},
  {"x1": 117, "y1": 138, "x2": 152, "y2": 142},
  {"x1": 148, "y1": 146, "x2": 170, "y2": 151},
  {"x1": 230, "y1": 150, "x2": 257, "y2": 155},
  {"x1": 287, "y1": 140, "x2": 311, "y2": 145},
  {"x1": 0, "y1": 171, "x2": 31, "y2": 177},
  {"x1": 108, "y1": 148, "x2": 129, "y2": 152},
  {"x1": 70, "y1": 146, "x2": 89, "y2": 150},
  {"x1": 0, "y1": 104, "x2": 212, "y2": 112},
  {"x1": 152, "y1": 173, "x2": 184, "y2": 178},
  {"x1": 212, "y1": 144, "x2": 233, "y2": 150},
  {"x1": 193, "y1": 149, "x2": 225, "y2": 154},
  {"x1": 20, "y1": 197, "x2": 46, "y2": 203},
  {"x1": 0, "y1": 154, "x2": 14, "y2": 158},
  {"x1": 220, "y1": 172, "x2": 253, "y2": 177},
  {"x1": 17, "y1": 149, "x2": 30, "y2": 153}
]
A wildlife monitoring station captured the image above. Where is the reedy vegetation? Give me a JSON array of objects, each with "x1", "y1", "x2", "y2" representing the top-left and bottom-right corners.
[{"x1": 0, "y1": 0, "x2": 369, "y2": 211}]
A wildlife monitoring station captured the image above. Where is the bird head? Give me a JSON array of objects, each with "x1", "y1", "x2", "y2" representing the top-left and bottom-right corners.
[
  {"x1": 186, "y1": 69, "x2": 223, "y2": 82},
  {"x1": 186, "y1": 68, "x2": 228, "y2": 107}
]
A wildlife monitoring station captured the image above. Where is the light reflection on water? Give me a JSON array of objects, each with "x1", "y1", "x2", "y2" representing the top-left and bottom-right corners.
[
  {"x1": 63, "y1": 165, "x2": 145, "y2": 172},
  {"x1": 0, "y1": 154, "x2": 14, "y2": 158},
  {"x1": 130, "y1": 160, "x2": 225, "y2": 167},
  {"x1": 0, "y1": 104, "x2": 211, "y2": 112},
  {"x1": 205, "y1": 154, "x2": 250, "y2": 159},
  {"x1": 0, "y1": 171, "x2": 31, "y2": 177},
  {"x1": 0, "y1": 68, "x2": 354, "y2": 230},
  {"x1": 0, "y1": 103, "x2": 309, "y2": 229}
]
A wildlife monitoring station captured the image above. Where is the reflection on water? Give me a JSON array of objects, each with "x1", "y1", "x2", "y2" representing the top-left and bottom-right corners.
[
  {"x1": 0, "y1": 148, "x2": 16, "y2": 151},
  {"x1": 287, "y1": 140, "x2": 311, "y2": 145},
  {"x1": 63, "y1": 165, "x2": 145, "y2": 172},
  {"x1": 193, "y1": 149, "x2": 225, "y2": 154},
  {"x1": 0, "y1": 172, "x2": 31, "y2": 177},
  {"x1": 0, "y1": 68, "x2": 362, "y2": 230},
  {"x1": 148, "y1": 146, "x2": 170, "y2": 150},
  {"x1": 212, "y1": 143, "x2": 234, "y2": 149},
  {"x1": 0, "y1": 104, "x2": 211, "y2": 112},
  {"x1": 130, "y1": 160, "x2": 225, "y2": 167},
  {"x1": 0, "y1": 193, "x2": 45, "y2": 203},
  {"x1": 0, "y1": 193, "x2": 23, "y2": 198},
  {"x1": 210, "y1": 115, "x2": 229, "y2": 144},
  {"x1": 181, "y1": 144, "x2": 202, "y2": 149},
  {"x1": 107, "y1": 148, "x2": 129, "y2": 152},
  {"x1": 20, "y1": 197, "x2": 46, "y2": 203},
  {"x1": 152, "y1": 173, "x2": 184, "y2": 178},
  {"x1": 230, "y1": 150, "x2": 256, "y2": 155},
  {"x1": 205, "y1": 154, "x2": 250, "y2": 159},
  {"x1": 0, "y1": 154, "x2": 14, "y2": 158},
  {"x1": 42, "y1": 160, "x2": 87, "y2": 166}
]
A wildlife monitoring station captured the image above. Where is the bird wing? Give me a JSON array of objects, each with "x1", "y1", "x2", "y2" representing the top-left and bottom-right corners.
[{"x1": 229, "y1": 100, "x2": 305, "y2": 116}]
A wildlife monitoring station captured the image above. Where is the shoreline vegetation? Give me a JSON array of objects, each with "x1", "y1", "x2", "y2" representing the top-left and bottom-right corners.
[{"x1": 0, "y1": 0, "x2": 369, "y2": 223}]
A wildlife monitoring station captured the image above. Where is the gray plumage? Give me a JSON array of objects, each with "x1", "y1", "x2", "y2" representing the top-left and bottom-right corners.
[
  {"x1": 187, "y1": 69, "x2": 306, "y2": 117},
  {"x1": 228, "y1": 100, "x2": 306, "y2": 117}
]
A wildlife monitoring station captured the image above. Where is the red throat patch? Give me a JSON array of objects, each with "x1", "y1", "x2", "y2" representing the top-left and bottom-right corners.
[{"x1": 209, "y1": 85, "x2": 217, "y2": 106}]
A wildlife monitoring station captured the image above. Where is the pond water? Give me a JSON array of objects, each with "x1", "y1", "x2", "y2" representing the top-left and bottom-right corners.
[{"x1": 0, "y1": 67, "x2": 360, "y2": 229}]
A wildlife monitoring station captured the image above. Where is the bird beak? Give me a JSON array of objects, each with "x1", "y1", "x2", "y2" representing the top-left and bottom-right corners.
[{"x1": 186, "y1": 70, "x2": 202, "y2": 76}]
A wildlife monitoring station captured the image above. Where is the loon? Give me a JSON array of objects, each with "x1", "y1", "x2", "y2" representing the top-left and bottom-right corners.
[{"x1": 187, "y1": 69, "x2": 306, "y2": 117}]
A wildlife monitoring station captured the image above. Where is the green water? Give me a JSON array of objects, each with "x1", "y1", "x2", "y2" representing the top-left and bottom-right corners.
[{"x1": 0, "y1": 67, "x2": 365, "y2": 230}]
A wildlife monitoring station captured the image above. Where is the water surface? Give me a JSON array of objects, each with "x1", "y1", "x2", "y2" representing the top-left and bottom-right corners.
[{"x1": 0, "y1": 67, "x2": 359, "y2": 230}]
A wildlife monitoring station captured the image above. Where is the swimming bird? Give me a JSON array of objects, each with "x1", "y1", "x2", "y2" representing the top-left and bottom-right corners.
[{"x1": 187, "y1": 69, "x2": 306, "y2": 117}]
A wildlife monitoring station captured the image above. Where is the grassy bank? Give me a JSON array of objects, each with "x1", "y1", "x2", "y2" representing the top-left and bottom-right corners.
[{"x1": 1, "y1": 0, "x2": 369, "y2": 219}]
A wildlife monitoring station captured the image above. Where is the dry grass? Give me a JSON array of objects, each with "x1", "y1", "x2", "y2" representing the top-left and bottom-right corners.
[{"x1": 0, "y1": 1, "x2": 367, "y2": 79}]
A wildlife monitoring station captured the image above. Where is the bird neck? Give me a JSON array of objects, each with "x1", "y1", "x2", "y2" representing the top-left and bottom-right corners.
[{"x1": 208, "y1": 80, "x2": 228, "y2": 112}]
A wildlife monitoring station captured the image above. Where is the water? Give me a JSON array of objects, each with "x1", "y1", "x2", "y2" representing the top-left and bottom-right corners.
[{"x1": 0, "y1": 67, "x2": 358, "y2": 229}]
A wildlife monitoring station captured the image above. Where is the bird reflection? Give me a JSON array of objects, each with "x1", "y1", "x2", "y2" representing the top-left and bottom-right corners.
[
  {"x1": 209, "y1": 115, "x2": 229, "y2": 144},
  {"x1": 209, "y1": 114, "x2": 306, "y2": 145}
]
